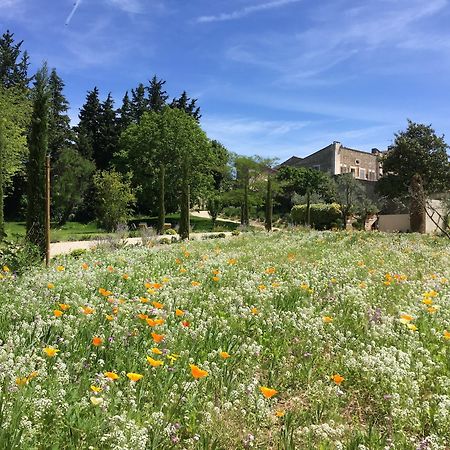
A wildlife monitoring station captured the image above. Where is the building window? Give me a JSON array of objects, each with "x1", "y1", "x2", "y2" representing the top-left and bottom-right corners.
[
  {"x1": 359, "y1": 168, "x2": 366, "y2": 179},
  {"x1": 312, "y1": 164, "x2": 321, "y2": 171},
  {"x1": 340, "y1": 164, "x2": 347, "y2": 173},
  {"x1": 355, "y1": 159, "x2": 360, "y2": 165},
  {"x1": 350, "y1": 167, "x2": 356, "y2": 177}
]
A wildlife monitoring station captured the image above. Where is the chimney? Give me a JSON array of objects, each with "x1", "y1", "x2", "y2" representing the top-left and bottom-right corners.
[{"x1": 371, "y1": 148, "x2": 380, "y2": 155}]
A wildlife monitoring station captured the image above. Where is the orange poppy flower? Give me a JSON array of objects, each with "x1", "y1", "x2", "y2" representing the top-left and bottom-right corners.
[
  {"x1": 82, "y1": 306, "x2": 94, "y2": 315},
  {"x1": 127, "y1": 372, "x2": 143, "y2": 382},
  {"x1": 444, "y1": 330, "x2": 450, "y2": 340},
  {"x1": 104, "y1": 371, "x2": 119, "y2": 380},
  {"x1": 59, "y1": 303, "x2": 70, "y2": 311},
  {"x1": 260, "y1": 386, "x2": 278, "y2": 398},
  {"x1": 138, "y1": 313, "x2": 148, "y2": 320},
  {"x1": 220, "y1": 351, "x2": 230, "y2": 359},
  {"x1": 92, "y1": 336, "x2": 103, "y2": 347},
  {"x1": 265, "y1": 267, "x2": 276, "y2": 274},
  {"x1": 190, "y1": 364, "x2": 208, "y2": 379},
  {"x1": 151, "y1": 332, "x2": 164, "y2": 343},
  {"x1": 81, "y1": 263, "x2": 89, "y2": 270},
  {"x1": 175, "y1": 309, "x2": 185, "y2": 317},
  {"x1": 331, "y1": 374, "x2": 344, "y2": 385},
  {"x1": 53, "y1": 310, "x2": 63, "y2": 318},
  {"x1": 146, "y1": 356, "x2": 164, "y2": 367},
  {"x1": 191, "y1": 281, "x2": 201, "y2": 287},
  {"x1": 322, "y1": 316, "x2": 333, "y2": 323},
  {"x1": 212, "y1": 276, "x2": 220, "y2": 282},
  {"x1": 152, "y1": 301, "x2": 164, "y2": 309},
  {"x1": 228, "y1": 258, "x2": 237, "y2": 265},
  {"x1": 182, "y1": 321, "x2": 190, "y2": 327},
  {"x1": 151, "y1": 347, "x2": 163, "y2": 355}
]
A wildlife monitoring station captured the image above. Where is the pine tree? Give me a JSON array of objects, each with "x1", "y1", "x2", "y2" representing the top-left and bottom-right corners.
[
  {"x1": 130, "y1": 83, "x2": 147, "y2": 123},
  {"x1": 171, "y1": 90, "x2": 201, "y2": 121},
  {"x1": 26, "y1": 64, "x2": 49, "y2": 257},
  {"x1": 117, "y1": 91, "x2": 134, "y2": 131},
  {"x1": 0, "y1": 30, "x2": 31, "y2": 89},
  {"x1": 96, "y1": 93, "x2": 118, "y2": 169},
  {"x1": 75, "y1": 87, "x2": 101, "y2": 159},
  {"x1": 48, "y1": 68, "x2": 72, "y2": 161},
  {"x1": 148, "y1": 75, "x2": 168, "y2": 112}
]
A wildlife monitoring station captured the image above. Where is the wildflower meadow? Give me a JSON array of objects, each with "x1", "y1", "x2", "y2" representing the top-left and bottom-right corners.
[{"x1": 1, "y1": 231, "x2": 450, "y2": 449}]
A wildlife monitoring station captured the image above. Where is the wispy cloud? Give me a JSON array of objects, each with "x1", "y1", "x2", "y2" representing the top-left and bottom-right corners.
[
  {"x1": 105, "y1": 0, "x2": 144, "y2": 14},
  {"x1": 196, "y1": 0, "x2": 301, "y2": 23},
  {"x1": 0, "y1": 0, "x2": 25, "y2": 19}
]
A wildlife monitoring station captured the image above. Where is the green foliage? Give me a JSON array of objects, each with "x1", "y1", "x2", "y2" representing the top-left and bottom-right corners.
[
  {"x1": 0, "y1": 29, "x2": 31, "y2": 89},
  {"x1": 379, "y1": 120, "x2": 450, "y2": 197},
  {"x1": 170, "y1": 90, "x2": 201, "y2": 121},
  {"x1": 52, "y1": 148, "x2": 95, "y2": 224},
  {"x1": 157, "y1": 164, "x2": 165, "y2": 234},
  {"x1": 0, "y1": 238, "x2": 41, "y2": 273},
  {"x1": 265, "y1": 176, "x2": 273, "y2": 231},
  {"x1": 93, "y1": 170, "x2": 135, "y2": 232},
  {"x1": 207, "y1": 194, "x2": 223, "y2": 228},
  {"x1": 291, "y1": 203, "x2": 341, "y2": 229},
  {"x1": 26, "y1": 64, "x2": 49, "y2": 257}
]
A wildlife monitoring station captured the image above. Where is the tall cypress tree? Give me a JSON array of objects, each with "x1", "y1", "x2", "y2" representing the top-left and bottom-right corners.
[
  {"x1": 130, "y1": 83, "x2": 147, "y2": 123},
  {"x1": 75, "y1": 87, "x2": 101, "y2": 159},
  {"x1": 26, "y1": 64, "x2": 49, "y2": 256},
  {"x1": 265, "y1": 175, "x2": 273, "y2": 231},
  {"x1": 148, "y1": 75, "x2": 168, "y2": 112},
  {"x1": 0, "y1": 119, "x2": 6, "y2": 238},
  {"x1": 48, "y1": 68, "x2": 71, "y2": 161},
  {"x1": 117, "y1": 91, "x2": 134, "y2": 131},
  {"x1": 96, "y1": 92, "x2": 118, "y2": 169}
]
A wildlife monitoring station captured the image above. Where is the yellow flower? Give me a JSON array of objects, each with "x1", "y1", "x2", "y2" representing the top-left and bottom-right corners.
[
  {"x1": 258, "y1": 284, "x2": 266, "y2": 291},
  {"x1": 259, "y1": 386, "x2": 278, "y2": 398},
  {"x1": 105, "y1": 314, "x2": 114, "y2": 321},
  {"x1": 212, "y1": 276, "x2": 220, "y2": 282},
  {"x1": 43, "y1": 347, "x2": 59, "y2": 357},
  {"x1": 167, "y1": 353, "x2": 180, "y2": 364},
  {"x1": 127, "y1": 372, "x2": 143, "y2": 382},
  {"x1": 228, "y1": 258, "x2": 237, "y2": 265},
  {"x1": 275, "y1": 410, "x2": 285, "y2": 417},
  {"x1": 146, "y1": 356, "x2": 164, "y2": 367},
  {"x1": 104, "y1": 371, "x2": 119, "y2": 380},
  {"x1": 271, "y1": 282, "x2": 280, "y2": 288},
  {"x1": 220, "y1": 351, "x2": 230, "y2": 359},
  {"x1": 90, "y1": 385, "x2": 103, "y2": 393},
  {"x1": 265, "y1": 267, "x2": 276, "y2": 274},
  {"x1": 251, "y1": 307, "x2": 258, "y2": 315},
  {"x1": 422, "y1": 297, "x2": 433, "y2": 305},
  {"x1": 162, "y1": 277, "x2": 170, "y2": 283},
  {"x1": 56, "y1": 265, "x2": 65, "y2": 272},
  {"x1": 331, "y1": 374, "x2": 344, "y2": 385},
  {"x1": 190, "y1": 364, "x2": 208, "y2": 379},
  {"x1": 59, "y1": 303, "x2": 70, "y2": 311},
  {"x1": 47, "y1": 283, "x2": 54, "y2": 289},
  {"x1": 399, "y1": 314, "x2": 414, "y2": 324},
  {"x1": 322, "y1": 316, "x2": 333, "y2": 323},
  {"x1": 179, "y1": 268, "x2": 187, "y2": 273},
  {"x1": 407, "y1": 323, "x2": 417, "y2": 331},
  {"x1": 191, "y1": 281, "x2": 201, "y2": 287},
  {"x1": 53, "y1": 310, "x2": 63, "y2": 318},
  {"x1": 427, "y1": 306, "x2": 438, "y2": 314},
  {"x1": 359, "y1": 282, "x2": 367, "y2": 288},
  {"x1": 2, "y1": 265, "x2": 10, "y2": 272},
  {"x1": 151, "y1": 347, "x2": 163, "y2": 355},
  {"x1": 300, "y1": 283, "x2": 309, "y2": 290},
  {"x1": 90, "y1": 396, "x2": 104, "y2": 406},
  {"x1": 122, "y1": 274, "x2": 129, "y2": 280},
  {"x1": 443, "y1": 330, "x2": 450, "y2": 340},
  {"x1": 16, "y1": 377, "x2": 28, "y2": 386},
  {"x1": 81, "y1": 263, "x2": 89, "y2": 270}
]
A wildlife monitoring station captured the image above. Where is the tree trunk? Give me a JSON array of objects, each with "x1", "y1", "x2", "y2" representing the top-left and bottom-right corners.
[
  {"x1": 157, "y1": 164, "x2": 165, "y2": 234},
  {"x1": 242, "y1": 175, "x2": 249, "y2": 226},
  {"x1": 265, "y1": 176, "x2": 272, "y2": 231},
  {"x1": 179, "y1": 165, "x2": 190, "y2": 240},
  {"x1": 410, "y1": 173, "x2": 426, "y2": 233}
]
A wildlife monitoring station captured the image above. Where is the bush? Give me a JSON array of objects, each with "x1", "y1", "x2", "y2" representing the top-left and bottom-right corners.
[
  {"x1": 93, "y1": 170, "x2": 135, "y2": 232},
  {"x1": 164, "y1": 228, "x2": 177, "y2": 235},
  {"x1": 0, "y1": 239, "x2": 41, "y2": 274},
  {"x1": 291, "y1": 203, "x2": 342, "y2": 230},
  {"x1": 231, "y1": 229, "x2": 241, "y2": 236}
]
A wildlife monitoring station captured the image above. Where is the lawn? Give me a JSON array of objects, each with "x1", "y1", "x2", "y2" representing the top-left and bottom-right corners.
[
  {"x1": 4, "y1": 215, "x2": 239, "y2": 243},
  {"x1": 0, "y1": 231, "x2": 449, "y2": 449}
]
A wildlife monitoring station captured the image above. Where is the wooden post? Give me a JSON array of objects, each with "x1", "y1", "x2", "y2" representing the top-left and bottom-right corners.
[{"x1": 45, "y1": 155, "x2": 50, "y2": 266}]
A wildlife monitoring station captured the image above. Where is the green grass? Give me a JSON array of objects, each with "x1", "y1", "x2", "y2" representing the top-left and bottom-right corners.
[{"x1": 4, "y1": 214, "x2": 240, "y2": 243}]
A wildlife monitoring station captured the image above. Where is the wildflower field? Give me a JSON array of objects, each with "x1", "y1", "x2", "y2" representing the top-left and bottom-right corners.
[{"x1": 1, "y1": 232, "x2": 450, "y2": 450}]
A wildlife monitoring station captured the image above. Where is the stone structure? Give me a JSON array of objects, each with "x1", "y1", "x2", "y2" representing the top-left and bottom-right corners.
[{"x1": 280, "y1": 141, "x2": 383, "y2": 181}]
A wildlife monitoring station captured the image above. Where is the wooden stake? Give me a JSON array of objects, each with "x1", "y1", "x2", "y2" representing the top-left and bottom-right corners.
[{"x1": 45, "y1": 155, "x2": 50, "y2": 267}]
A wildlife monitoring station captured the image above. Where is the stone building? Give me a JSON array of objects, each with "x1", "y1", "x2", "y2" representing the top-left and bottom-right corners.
[{"x1": 280, "y1": 141, "x2": 383, "y2": 181}]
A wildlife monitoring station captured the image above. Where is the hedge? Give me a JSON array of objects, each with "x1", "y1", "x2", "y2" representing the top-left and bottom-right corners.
[{"x1": 291, "y1": 203, "x2": 342, "y2": 229}]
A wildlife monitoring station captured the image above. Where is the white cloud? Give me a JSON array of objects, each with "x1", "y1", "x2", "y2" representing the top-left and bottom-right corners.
[
  {"x1": 106, "y1": 0, "x2": 144, "y2": 14},
  {"x1": 197, "y1": 0, "x2": 301, "y2": 23}
]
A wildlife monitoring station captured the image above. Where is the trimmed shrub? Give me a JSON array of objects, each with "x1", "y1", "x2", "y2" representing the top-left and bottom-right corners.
[{"x1": 291, "y1": 203, "x2": 342, "y2": 230}]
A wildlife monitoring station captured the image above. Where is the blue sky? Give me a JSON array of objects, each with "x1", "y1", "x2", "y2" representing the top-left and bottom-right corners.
[{"x1": 1, "y1": 0, "x2": 450, "y2": 161}]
